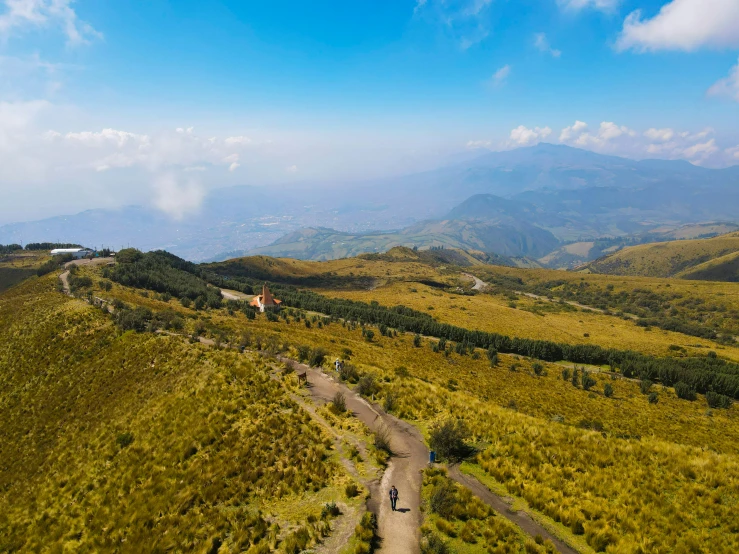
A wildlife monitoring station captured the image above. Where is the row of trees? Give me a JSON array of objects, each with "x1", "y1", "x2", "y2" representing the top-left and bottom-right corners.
[{"x1": 131, "y1": 249, "x2": 739, "y2": 399}]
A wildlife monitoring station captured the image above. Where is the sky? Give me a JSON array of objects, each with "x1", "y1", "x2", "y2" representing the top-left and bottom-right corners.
[{"x1": 1, "y1": 0, "x2": 738, "y2": 223}]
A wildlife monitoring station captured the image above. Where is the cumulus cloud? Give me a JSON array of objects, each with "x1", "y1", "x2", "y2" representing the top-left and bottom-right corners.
[
  {"x1": 616, "y1": 0, "x2": 739, "y2": 52},
  {"x1": 152, "y1": 173, "x2": 205, "y2": 220},
  {"x1": 557, "y1": 120, "x2": 725, "y2": 164},
  {"x1": 509, "y1": 125, "x2": 552, "y2": 146},
  {"x1": 644, "y1": 128, "x2": 675, "y2": 142},
  {"x1": 0, "y1": 0, "x2": 102, "y2": 45},
  {"x1": 557, "y1": 0, "x2": 620, "y2": 11},
  {"x1": 534, "y1": 33, "x2": 561, "y2": 57},
  {"x1": 707, "y1": 58, "x2": 739, "y2": 102},
  {"x1": 726, "y1": 145, "x2": 739, "y2": 160},
  {"x1": 559, "y1": 120, "x2": 588, "y2": 142}
]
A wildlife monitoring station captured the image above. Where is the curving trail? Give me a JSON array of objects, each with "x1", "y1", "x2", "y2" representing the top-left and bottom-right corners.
[{"x1": 279, "y1": 358, "x2": 578, "y2": 554}]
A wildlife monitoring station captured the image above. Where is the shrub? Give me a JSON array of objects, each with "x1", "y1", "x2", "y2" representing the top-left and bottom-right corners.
[
  {"x1": 603, "y1": 383, "x2": 614, "y2": 398},
  {"x1": 706, "y1": 391, "x2": 732, "y2": 409},
  {"x1": 532, "y1": 362, "x2": 544, "y2": 376},
  {"x1": 581, "y1": 370, "x2": 596, "y2": 391},
  {"x1": 356, "y1": 374, "x2": 378, "y2": 397},
  {"x1": 115, "y1": 248, "x2": 143, "y2": 264},
  {"x1": 383, "y1": 393, "x2": 397, "y2": 412},
  {"x1": 345, "y1": 483, "x2": 359, "y2": 498},
  {"x1": 341, "y1": 347, "x2": 353, "y2": 359},
  {"x1": 308, "y1": 347, "x2": 328, "y2": 368},
  {"x1": 296, "y1": 345, "x2": 310, "y2": 363},
  {"x1": 429, "y1": 481, "x2": 457, "y2": 519},
  {"x1": 571, "y1": 368, "x2": 580, "y2": 388},
  {"x1": 373, "y1": 424, "x2": 392, "y2": 454},
  {"x1": 414, "y1": 334, "x2": 422, "y2": 347},
  {"x1": 640, "y1": 379, "x2": 653, "y2": 395},
  {"x1": 675, "y1": 382, "x2": 697, "y2": 401},
  {"x1": 421, "y1": 530, "x2": 453, "y2": 554},
  {"x1": 364, "y1": 329, "x2": 375, "y2": 342},
  {"x1": 394, "y1": 366, "x2": 410, "y2": 378},
  {"x1": 648, "y1": 392, "x2": 659, "y2": 404},
  {"x1": 116, "y1": 432, "x2": 134, "y2": 449},
  {"x1": 339, "y1": 363, "x2": 360, "y2": 383},
  {"x1": 332, "y1": 392, "x2": 346, "y2": 414},
  {"x1": 429, "y1": 419, "x2": 470, "y2": 462},
  {"x1": 486, "y1": 347, "x2": 498, "y2": 367},
  {"x1": 322, "y1": 502, "x2": 341, "y2": 518}
]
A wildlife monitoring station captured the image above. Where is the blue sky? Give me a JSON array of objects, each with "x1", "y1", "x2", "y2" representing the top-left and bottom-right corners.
[{"x1": 0, "y1": 0, "x2": 738, "y2": 221}]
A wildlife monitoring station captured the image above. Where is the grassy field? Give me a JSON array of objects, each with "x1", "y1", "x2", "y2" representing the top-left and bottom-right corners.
[
  {"x1": 0, "y1": 276, "x2": 360, "y2": 553},
  {"x1": 585, "y1": 231, "x2": 739, "y2": 279},
  {"x1": 7, "y1": 249, "x2": 739, "y2": 552}
]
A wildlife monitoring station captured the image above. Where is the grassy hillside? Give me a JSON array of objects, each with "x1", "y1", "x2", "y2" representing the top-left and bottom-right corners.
[
  {"x1": 585, "y1": 232, "x2": 739, "y2": 280},
  {"x1": 0, "y1": 276, "x2": 357, "y2": 552},
  {"x1": 76, "y1": 253, "x2": 739, "y2": 552}
]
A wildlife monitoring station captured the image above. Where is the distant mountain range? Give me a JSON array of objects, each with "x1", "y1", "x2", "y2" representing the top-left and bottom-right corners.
[{"x1": 1, "y1": 143, "x2": 738, "y2": 264}]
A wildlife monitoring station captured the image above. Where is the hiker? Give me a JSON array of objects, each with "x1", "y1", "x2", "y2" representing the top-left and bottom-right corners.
[
  {"x1": 389, "y1": 485, "x2": 399, "y2": 511},
  {"x1": 335, "y1": 358, "x2": 341, "y2": 372}
]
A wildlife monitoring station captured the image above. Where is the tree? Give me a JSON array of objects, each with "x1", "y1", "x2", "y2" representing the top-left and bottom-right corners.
[
  {"x1": 581, "y1": 370, "x2": 596, "y2": 391},
  {"x1": 675, "y1": 382, "x2": 697, "y2": 401},
  {"x1": 116, "y1": 248, "x2": 143, "y2": 264},
  {"x1": 486, "y1": 347, "x2": 498, "y2": 367},
  {"x1": 429, "y1": 419, "x2": 470, "y2": 462}
]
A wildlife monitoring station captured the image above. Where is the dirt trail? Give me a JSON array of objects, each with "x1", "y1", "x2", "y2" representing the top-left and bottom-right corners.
[
  {"x1": 280, "y1": 358, "x2": 426, "y2": 554},
  {"x1": 463, "y1": 272, "x2": 488, "y2": 291},
  {"x1": 153, "y1": 333, "x2": 579, "y2": 553}
]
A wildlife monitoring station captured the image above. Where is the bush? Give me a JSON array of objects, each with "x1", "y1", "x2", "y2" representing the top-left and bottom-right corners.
[
  {"x1": 429, "y1": 419, "x2": 470, "y2": 462},
  {"x1": 373, "y1": 424, "x2": 392, "y2": 454},
  {"x1": 581, "y1": 370, "x2": 596, "y2": 391},
  {"x1": 383, "y1": 393, "x2": 397, "y2": 412},
  {"x1": 486, "y1": 347, "x2": 498, "y2": 367},
  {"x1": 648, "y1": 392, "x2": 659, "y2": 404},
  {"x1": 640, "y1": 379, "x2": 653, "y2": 395},
  {"x1": 332, "y1": 392, "x2": 346, "y2": 414},
  {"x1": 308, "y1": 347, "x2": 328, "y2": 368},
  {"x1": 339, "y1": 363, "x2": 360, "y2": 383},
  {"x1": 116, "y1": 432, "x2": 134, "y2": 448},
  {"x1": 321, "y1": 502, "x2": 341, "y2": 518},
  {"x1": 562, "y1": 368, "x2": 571, "y2": 381},
  {"x1": 429, "y1": 481, "x2": 457, "y2": 519},
  {"x1": 421, "y1": 530, "x2": 453, "y2": 554},
  {"x1": 706, "y1": 391, "x2": 732, "y2": 409},
  {"x1": 603, "y1": 383, "x2": 614, "y2": 398},
  {"x1": 356, "y1": 374, "x2": 378, "y2": 397},
  {"x1": 394, "y1": 366, "x2": 410, "y2": 378},
  {"x1": 532, "y1": 362, "x2": 544, "y2": 376},
  {"x1": 345, "y1": 483, "x2": 359, "y2": 498},
  {"x1": 675, "y1": 382, "x2": 697, "y2": 401},
  {"x1": 413, "y1": 334, "x2": 422, "y2": 347},
  {"x1": 115, "y1": 248, "x2": 143, "y2": 264}
]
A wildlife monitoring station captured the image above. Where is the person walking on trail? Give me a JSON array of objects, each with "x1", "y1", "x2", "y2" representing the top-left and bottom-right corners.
[
  {"x1": 335, "y1": 358, "x2": 341, "y2": 372},
  {"x1": 389, "y1": 485, "x2": 399, "y2": 511}
]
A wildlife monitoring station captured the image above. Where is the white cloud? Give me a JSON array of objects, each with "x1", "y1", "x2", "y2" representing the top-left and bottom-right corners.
[
  {"x1": 683, "y1": 138, "x2": 718, "y2": 160},
  {"x1": 726, "y1": 145, "x2": 739, "y2": 160},
  {"x1": 509, "y1": 125, "x2": 552, "y2": 146},
  {"x1": 644, "y1": 128, "x2": 675, "y2": 142},
  {"x1": 707, "y1": 58, "x2": 739, "y2": 102},
  {"x1": 228, "y1": 162, "x2": 240, "y2": 172},
  {"x1": 559, "y1": 120, "x2": 588, "y2": 142},
  {"x1": 224, "y1": 135, "x2": 252, "y2": 145},
  {"x1": 466, "y1": 140, "x2": 492, "y2": 149},
  {"x1": 616, "y1": 0, "x2": 739, "y2": 52},
  {"x1": 489, "y1": 64, "x2": 510, "y2": 87},
  {"x1": 534, "y1": 33, "x2": 561, "y2": 58},
  {"x1": 285, "y1": 164, "x2": 298, "y2": 173},
  {"x1": 557, "y1": 0, "x2": 620, "y2": 11},
  {"x1": 152, "y1": 173, "x2": 205, "y2": 220},
  {"x1": 0, "y1": 0, "x2": 102, "y2": 45},
  {"x1": 415, "y1": 0, "x2": 494, "y2": 50},
  {"x1": 557, "y1": 120, "x2": 727, "y2": 164}
]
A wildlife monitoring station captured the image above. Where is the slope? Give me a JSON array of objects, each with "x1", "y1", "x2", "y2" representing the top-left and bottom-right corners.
[
  {"x1": 0, "y1": 275, "x2": 354, "y2": 553},
  {"x1": 585, "y1": 231, "x2": 739, "y2": 279}
]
